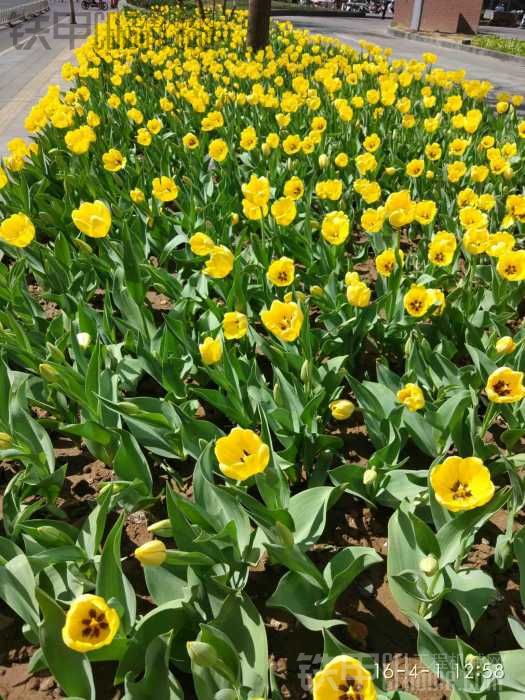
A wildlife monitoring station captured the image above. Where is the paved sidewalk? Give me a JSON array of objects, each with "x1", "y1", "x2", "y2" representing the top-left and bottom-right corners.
[{"x1": 0, "y1": 5, "x2": 107, "y2": 153}]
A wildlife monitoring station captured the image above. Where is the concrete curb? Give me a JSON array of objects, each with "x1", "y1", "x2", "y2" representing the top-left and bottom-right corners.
[{"x1": 387, "y1": 25, "x2": 525, "y2": 66}]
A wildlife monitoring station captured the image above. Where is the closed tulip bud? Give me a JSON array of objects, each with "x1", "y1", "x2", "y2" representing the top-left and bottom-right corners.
[
  {"x1": 76, "y1": 332, "x2": 92, "y2": 349},
  {"x1": 419, "y1": 554, "x2": 438, "y2": 576},
  {"x1": 72, "y1": 238, "x2": 93, "y2": 254},
  {"x1": 273, "y1": 382, "x2": 282, "y2": 404},
  {"x1": 300, "y1": 359, "x2": 311, "y2": 384},
  {"x1": 186, "y1": 641, "x2": 219, "y2": 668},
  {"x1": 231, "y1": 212, "x2": 239, "y2": 225},
  {"x1": 494, "y1": 533, "x2": 513, "y2": 571},
  {"x1": 0, "y1": 432, "x2": 12, "y2": 449},
  {"x1": 147, "y1": 518, "x2": 172, "y2": 536},
  {"x1": 199, "y1": 336, "x2": 223, "y2": 365},
  {"x1": 39, "y1": 363, "x2": 60, "y2": 383},
  {"x1": 426, "y1": 170, "x2": 434, "y2": 179},
  {"x1": 134, "y1": 539, "x2": 167, "y2": 567},
  {"x1": 363, "y1": 467, "x2": 377, "y2": 486},
  {"x1": 384, "y1": 166, "x2": 396, "y2": 175},
  {"x1": 495, "y1": 336, "x2": 516, "y2": 355},
  {"x1": 318, "y1": 153, "x2": 329, "y2": 169},
  {"x1": 329, "y1": 399, "x2": 355, "y2": 421},
  {"x1": 310, "y1": 285, "x2": 324, "y2": 297},
  {"x1": 37, "y1": 525, "x2": 72, "y2": 546},
  {"x1": 46, "y1": 342, "x2": 65, "y2": 362},
  {"x1": 261, "y1": 143, "x2": 271, "y2": 157},
  {"x1": 116, "y1": 401, "x2": 141, "y2": 415},
  {"x1": 182, "y1": 176, "x2": 192, "y2": 187},
  {"x1": 465, "y1": 654, "x2": 479, "y2": 668},
  {"x1": 98, "y1": 482, "x2": 125, "y2": 495}
]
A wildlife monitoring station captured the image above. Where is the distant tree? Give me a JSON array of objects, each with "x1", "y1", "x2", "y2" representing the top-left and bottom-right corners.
[
  {"x1": 196, "y1": 0, "x2": 205, "y2": 18},
  {"x1": 247, "y1": 0, "x2": 271, "y2": 50}
]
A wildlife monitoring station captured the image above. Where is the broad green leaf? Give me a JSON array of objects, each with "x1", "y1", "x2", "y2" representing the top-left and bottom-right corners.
[
  {"x1": 96, "y1": 513, "x2": 136, "y2": 631},
  {"x1": 443, "y1": 567, "x2": 497, "y2": 635},
  {"x1": 125, "y1": 636, "x2": 183, "y2": 699}
]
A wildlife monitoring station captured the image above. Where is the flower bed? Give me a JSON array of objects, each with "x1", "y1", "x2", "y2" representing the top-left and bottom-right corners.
[
  {"x1": 0, "y1": 6, "x2": 525, "y2": 699},
  {"x1": 471, "y1": 35, "x2": 525, "y2": 58}
]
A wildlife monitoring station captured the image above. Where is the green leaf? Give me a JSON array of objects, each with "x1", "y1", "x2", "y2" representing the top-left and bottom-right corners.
[
  {"x1": 413, "y1": 615, "x2": 488, "y2": 695},
  {"x1": 77, "y1": 488, "x2": 112, "y2": 559},
  {"x1": 268, "y1": 571, "x2": 341, "y2": 631},
  {"x1": 96, "y1": 513, "x2": 136, "y2": 631},
  {"x1": 36, "y1": 589, "x2": 95, "y2": 700},
  {"x1": 125, "y1": 636, "x2": 183, "y2": 699},
  {"x1": 443, "y1": 567, "x2": 497, "y2": 635},
  {"x1": 288, "y1": 486, "x2": 343, "y2": 549},
  {"x1": 0, "y1": 553, "x2": 40, "y2": 634},
  {"x1": 387, "y1": 506, "x2": 440, "y2": 617},
  {"x1": 113, "y1": 430, "x2": 153, "y2": 492},
  {"x1": 320, "y1": 546, "x2": 383, "y2": 607},
  {"x1": 509, "y1": 617, "x2": 525, "y2": 650},
  {"x1": 513, "y1": 527, "x2": 525, "y2": 608},
  {"x1": 117, "y1": 603, "x2": 189, "y2": 682}
]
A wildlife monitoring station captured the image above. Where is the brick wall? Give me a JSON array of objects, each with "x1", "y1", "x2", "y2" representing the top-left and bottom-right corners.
[{"x1": 393, "y1": 0, "x2": 483, "y2": 33}]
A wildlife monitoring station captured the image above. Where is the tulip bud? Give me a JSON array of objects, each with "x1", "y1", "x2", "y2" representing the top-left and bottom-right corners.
[
  {"x1": 300, "y1": 359, "x2": 311, "y2": 384},
  {"x1": 330, "y1": 400, "x2": 355, "y2": 421},
  {"x1": 384, "y1": 166, "x2": 396, "y2": 175},
  {"x1": 426, "y1": 170, "x2": 434, "y2": 179},
  {"x1": 261, "y1": 143, "x2": 271, "y2": 157},
  {"x1": 273, "y1": 382, "x2": 282, "y2": 404},
  {"x1": 46, "y1": 342, "x2": 65, "y2": 362},
  {"x1": 310, "y1": 285, "x2": 324, "y2": 298},
  {"x1": 39, "y1": 363, "x2": 60, "y2": 383},
  {"x1": 76, "y1": 332, "x2": 92, "y2": 349},
  {"x1": 465, "y1": 654, "x2": 479, "y2": 668},
  {"x1": 418, "y1": 554, "x2": 438, "y2": 576},
  {"x1": 0, "y1": 432, "x2": 12, "y2": 449},
  {"x1": 116, "y1": 401, "x2": 141, "y2": 416},
  {"x1": 37, "y1": 525, "x2": 72, "y2": 546},
  {"x1": 318, "y1": 153, "x2": 329, "y2": 169},
  {"x1": 495, "y1": 335, "x2": 516, "y2": 355},
  {"x1": 134, "y1": 539, "x2": 167, "y2": 567},
  {"x1": 494, "y1": 533, "x2": 513, "y2": 571},
  {"x1": 147, "y1": 518, "x2": 172, "y2": 536},
  {"x1": 363, "y1": 467, "x2": 377, "y2": 486},
  {"x1": 231, "y1": 213, "x2": 239, "y2": 225},
  {"x1": 72, "y1": 238, "x2": 93, "y2": 254},
  {"x1": 186, "y1": 641, "x2": 219, "y2": 668}
]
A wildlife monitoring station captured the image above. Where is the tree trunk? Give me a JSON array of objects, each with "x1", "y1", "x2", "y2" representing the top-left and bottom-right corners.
[
  {"x1": 222, "y1": 0, "x2": 227, "y2": 14},
  {"x1": 196, "y1": 0, "x2": 205, "y2": 19},
  {"x1": 69, "y1": 0, "x2": 76, "y2": 24},
  {"x1": 247, "y1": 0, "x2": 271, "y2": 51}
]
